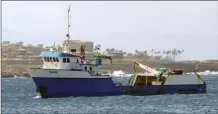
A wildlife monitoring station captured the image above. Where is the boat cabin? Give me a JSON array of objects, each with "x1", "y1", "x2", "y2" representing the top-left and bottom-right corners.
[{"x1": 40, "y1": 51, "x2": 98, "y2": 71}]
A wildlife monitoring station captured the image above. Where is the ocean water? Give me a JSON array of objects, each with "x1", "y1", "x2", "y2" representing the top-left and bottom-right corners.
[{"x1": 2, "y1": 75, "x2": 218, "y2": 114}]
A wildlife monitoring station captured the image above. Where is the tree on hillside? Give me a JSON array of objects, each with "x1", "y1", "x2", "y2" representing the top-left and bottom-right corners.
[
  {"x1": 144, "y1": 50, "x2": 148, "y2": 55},
  {"x1": 172, "y1": 49, "x2": 178, "y2": 61},
  {"x1": 150, "y1": 49, "x2": 154, "y2": 57},
  {"x1": 177, "y1": 49, "x2": 184, "y2": 60},
  {"x1": 165, "y1": 50, "x2": 172, "y2": 61},
  {"x1": 157, "y1": 51, "x2": 161, "y2": 56},
  {"x1": 162, "y1": 51, "x2": 166, "y2": 57},
  {"x1": 127, "y1": 53, "x2": 133, "y2": 56},
  {"x1": 135, "y1": 49, "x2": 139, "y2": 55}
]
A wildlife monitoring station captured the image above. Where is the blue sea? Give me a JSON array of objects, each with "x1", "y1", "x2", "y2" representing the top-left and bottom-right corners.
[{"x1": 2, "y1": 75, "x2": 218, "y2": 114}]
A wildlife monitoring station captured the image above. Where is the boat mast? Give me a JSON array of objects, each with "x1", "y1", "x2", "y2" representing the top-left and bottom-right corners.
[
  {"x1": 66, "y1": 5, "x2": 71, "y2": 45},
  {"x1": 63, "y1": 5, "x2": 71, "y2": 53}
]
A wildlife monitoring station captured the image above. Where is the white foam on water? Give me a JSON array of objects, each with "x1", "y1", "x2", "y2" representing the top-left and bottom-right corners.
[
  {"x1": 12, "y1": 76, "x2": 28, "y2": 79},
  {"x1": 112, "y1": 70, "x2": 125, "y2": 76},
  {"x1": 111, "y1": 69, "x2": 218, "y2": 77},
  {"x1": 186, "y1": 70, "x2": 218, "y2": 76},
  {"x1": 34, "y1": 95, "x2": 42, "y2": 99},
  {"x1": 110, "y1": 70, "x2": 132, "y2": 77}
]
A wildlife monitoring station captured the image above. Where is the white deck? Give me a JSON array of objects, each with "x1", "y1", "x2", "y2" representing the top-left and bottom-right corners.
[{"x1": 164, "y1": 74, "x2": 204, "y2": 85}]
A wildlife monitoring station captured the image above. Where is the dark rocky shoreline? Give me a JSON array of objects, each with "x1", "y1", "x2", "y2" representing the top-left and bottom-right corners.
[
  {"x1": 1, "y1": 60, "x2": 218, "y2": 78},
  {"x1": 1, "y1": 72, "x2": 31, "y2": 78},
  {"x1": 100, "y1": 61, "x2": 218, "y2": 74}
]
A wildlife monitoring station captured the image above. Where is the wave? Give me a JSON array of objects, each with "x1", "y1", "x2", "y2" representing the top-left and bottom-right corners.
[
  {"x1": 109, "y1": 70, "x2": 133, "y2": 77},
  {"x1": 186, "y1": 70, "x2": 218, "y2": 76},
  {"x1": 34, "y1": 95, "x2": 42, "y2": 99}
]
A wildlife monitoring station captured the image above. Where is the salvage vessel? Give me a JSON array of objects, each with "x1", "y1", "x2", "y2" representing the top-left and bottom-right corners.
[{"x1": 28, "y1": 6, "x2": 206, "y2": 98}]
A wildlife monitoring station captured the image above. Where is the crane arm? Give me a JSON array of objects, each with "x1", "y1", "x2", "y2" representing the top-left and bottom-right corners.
[{"x1": 133, "y1": 61, "x2": 159, "y2": 75}]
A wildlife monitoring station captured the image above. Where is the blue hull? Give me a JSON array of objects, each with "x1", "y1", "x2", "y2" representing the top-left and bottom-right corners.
[{"x1": 32, "y1": 77, "x2": 206, "y2": 98}]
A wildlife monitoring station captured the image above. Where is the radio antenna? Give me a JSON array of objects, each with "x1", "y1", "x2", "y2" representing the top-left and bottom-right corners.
[{"x1": 66, "y1": 5, "x2": 71, "y2": 45}]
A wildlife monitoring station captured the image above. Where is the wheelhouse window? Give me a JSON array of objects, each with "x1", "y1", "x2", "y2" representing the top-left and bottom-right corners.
[
  {"x1": 66, "y1": 58, "x2": 70, "y2": 63},
  {"x1": 44, "y1": 57, "x2": 49, "y2": 62},
  {"x1": 84, "y1": 66, "x2": 87, "y2": 70},
  {"x1": 76, "y1": 58, "x2": 79, "y2": 63},
  {"x1": 90, "y1": 67, "x2": 92, "y2": 71},
  {"x1": 56, "y1": 58, "x2": 59, "y2": 62},
  {"x1": 53, "y1": 57, "x2": 56, "y2": 62},
  {"x1": 44, "y1": 57, "x2": 59, "y2": 62},
  {"x1": 63, "y1": 58, "x2": 66, "y2": 63}
]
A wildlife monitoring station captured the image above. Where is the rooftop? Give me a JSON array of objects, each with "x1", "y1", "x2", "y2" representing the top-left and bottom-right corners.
[{"x1": 40, "y1": 51, "x2": 80, "y2": 57}]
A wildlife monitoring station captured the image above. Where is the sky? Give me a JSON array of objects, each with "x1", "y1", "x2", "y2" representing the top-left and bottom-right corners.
[{"x1": 2, "y1": 1, "x2": 218, "y2": 60}]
